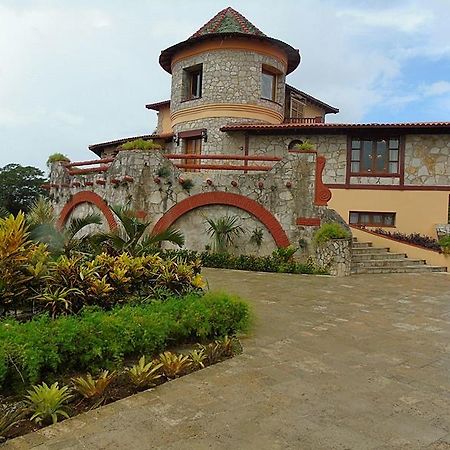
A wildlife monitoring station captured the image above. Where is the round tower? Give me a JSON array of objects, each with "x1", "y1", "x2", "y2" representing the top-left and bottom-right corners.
[{"x1": 159, "y1": 7, "x2": 300, "y2": 154}]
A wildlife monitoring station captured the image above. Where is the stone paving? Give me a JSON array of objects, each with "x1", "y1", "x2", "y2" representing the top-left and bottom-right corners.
[{"x1": 5, "y1": 269, "x2": 450, "y2": 449}]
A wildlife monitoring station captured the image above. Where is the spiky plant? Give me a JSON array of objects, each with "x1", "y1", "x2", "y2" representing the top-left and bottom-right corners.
[
  {"x1": 188, "y1": 349, "x2": 206, "y2": 369},
  {"x1": 72, "y1": 370, "x2": 115, "y2": 400},
  {"x1": 33, "y1": 286, "x2": 82, "y2": 318},
  {"x1": 26, "y1": 197, "x2": 54, "y2": 227},
  {"x1": 127, "y1": 356, "x2": 163, "y2": 388},
  {"x1": 0, "y1": 404, "x2": 26, "y2": 440},
  {"x1": 92, "y1": 205, "x2": 184, "y2": 256},
  {"x1": 25, "y1": 382, "x2": 72, "y2": 425},
  {"x1": 158, "y1": 352, "x2": 191, "y2": 379},
  {"x1": 205, "y1": 215, "x2": 244, "y2": 253}
]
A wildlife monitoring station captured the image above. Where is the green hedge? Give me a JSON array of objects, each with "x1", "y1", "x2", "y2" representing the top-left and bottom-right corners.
[
  {"x1": 161, "y1": 249, "x2": 327, "y2": 275},
  {"x1": 0, "y1": 292, "x2": 250, "y2": 389}
]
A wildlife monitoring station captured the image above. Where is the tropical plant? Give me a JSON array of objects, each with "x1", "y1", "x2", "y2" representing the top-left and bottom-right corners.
[
  {"x1": 216, "y1": 335, "x2": 234, "y2": 357},
  {"x1": 205, "y1": 215, "x2": 244, "y2": 253},
  {"x1": 0, "y1": 404, "x2": 25, "y2": 440},
  {"x1": 293, "y1": 140, "x2": 314, "y2": 151},
  {"x1": 313, "y1": 222, "x2": 351, "y2": 246},
  {"x1": 25, "y1": 382, "x2": 72, "y2": 425},
  {"x1": 181, "y1": 178, "x2": 194, "y2": 192},
  {"x1": 188, "y1": 349, "x2": 206, "y2": 369},
  {"x1": 46, "y1": 153, "x2": 70, "y2": 167},
  {"x1": 371, "y1": 228, "x2": 442, "y2": 252},
  {"x1": 156, "y1": 165, "x2": 171, "y2": 178},
  {"x1": 92, "y1": 206, "x2": 184, "y2": 256},
  {"x1": 158, "y1": 352, "x2": 191, "y2": 378},
  {"x1": 31, "y1": 212, "x2": 102, "y2": 256},
  {"x1": 33, "y1": 286, "x2": 82, "y2": 318},
  {"x1": 198, "y1": 342, "x2": 223, "y2": 365},
  {"x1": 26, "y1": 197, "x2": 54, "y2": 227},
  {"x1": 250, "y1": 227, "x2": 264, "y2": 248},
  {"x1": 72, "y1": 371, "x2": 115, "y2": 400},
  {"x1": 272, "y1": 245, "x2": 297, "y2": 263},
  {"x1": 127, "y1": 356, "x2": 163, "y2": 388},
  {"x1": 120, "y1": 139, "x2": 161, "y2": 151}
]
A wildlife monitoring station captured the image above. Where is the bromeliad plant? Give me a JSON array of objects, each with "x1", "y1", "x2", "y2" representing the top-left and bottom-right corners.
[
  {"x1": 158, "y1": 352, "x2": 191, "y2": 379},
  {"x1": 72, "y1": 371, "x2": 116, "y2": 403},
  {"x1": 127, "y1": 356, "x2": 163, "y2": 388},
  {"x1": 0, "y1": 404, "x2": 26, "y2": 441},
  {"x1": 25, "y1": 382, "x2": 72, "y2": 425},
  {"x1": 188, "y1": 349, "x2": 206, "y2": 369}
]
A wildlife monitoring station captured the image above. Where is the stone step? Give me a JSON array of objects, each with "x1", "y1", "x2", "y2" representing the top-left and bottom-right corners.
[
  {"x1": 352, "y1": 252, "x2": 408, "y2": 261},
  {"x1": 352, "y1": 242, "x2": 373, "y2": 248},
  {"x1": 351, "y1": 259, "x2": 425, "y2": 269},
  {"x1": 352, "y1": 265, "x2": 447, "y2": 274},
  {"x1": 352, "y1": 247, "x2": 391, "y2": 254}
]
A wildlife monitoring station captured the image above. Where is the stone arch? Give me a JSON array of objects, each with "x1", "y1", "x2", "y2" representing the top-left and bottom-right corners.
[
  {"x1": 57, "y1": 191, "x2": 117, "y2": 230},
  {"x1": 153, "y1": 192, "x2": 290, "y2": 248}
]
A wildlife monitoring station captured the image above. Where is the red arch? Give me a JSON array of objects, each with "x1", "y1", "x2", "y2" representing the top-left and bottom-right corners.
[
  {"x1": 153, "y1": 192, "x2": 290, "y2": 248},
  {"x1": 57, "y1": 191, "x2": 117, "y2": 230}
]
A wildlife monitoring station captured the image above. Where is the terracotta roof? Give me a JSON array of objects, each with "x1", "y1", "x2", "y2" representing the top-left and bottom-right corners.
[
  {"x1": 88, "y1": 133, "x2": 173, "y2": 156},
  {"x1": 159, "y1": 8, "x2": 300, "y2": 75},
  {"x1": 190, "y1": 7, "x2": 265, "y2": 38},
  {"x1": 286, "y1": 85, "x2": 339, "y2": 114},
  {"x1": 220, "y1": 122, "x2": 450, "y2": 134},
  {"x1": 145, "y1": 100, "x2": 170, "y2": 111}
]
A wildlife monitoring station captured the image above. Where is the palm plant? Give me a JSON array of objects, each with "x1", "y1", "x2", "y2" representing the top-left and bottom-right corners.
[
  {"x1": 92, "y1": 206, "x2": 184, "y2": 256},
  {"x1": 205, "y1": 215, "x2": 244, "y2": 253}
]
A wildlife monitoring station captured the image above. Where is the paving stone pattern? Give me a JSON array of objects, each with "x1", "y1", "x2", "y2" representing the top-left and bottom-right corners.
[{"x1": 6, "y1": 269, "x2": 450, "y2": 449}]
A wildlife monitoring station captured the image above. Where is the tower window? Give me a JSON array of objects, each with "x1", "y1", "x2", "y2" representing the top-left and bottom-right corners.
[
  {"x1": 183, "y1": 64, "x2": 202, "y2": 100},
  {"x1": 261, "y1": 68, "x2": 277, "y2": 101}
]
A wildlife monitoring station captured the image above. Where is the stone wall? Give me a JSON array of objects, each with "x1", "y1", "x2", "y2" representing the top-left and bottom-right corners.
[
  {"x1": 315, "y1": 238, "x2": 352, "y2": 277},
  {"x1": 404, "y1": 134, "x2": 450, "y2": 186},
  {"x1": 50, "y1": 149, "x2": 330, "y2": 259}
]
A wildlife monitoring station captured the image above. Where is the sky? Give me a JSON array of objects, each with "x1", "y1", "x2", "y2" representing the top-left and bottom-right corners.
[{"x1": 1, "y1": 0, "x2": 450, "y2": 172}]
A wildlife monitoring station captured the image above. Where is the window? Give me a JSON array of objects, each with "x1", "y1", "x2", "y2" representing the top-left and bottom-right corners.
[
  {"x1": 349, "y1": 211, "x2": 396, "y2": 227},
  {"x1": 183, "y1": 64, "x2": 202, "y2": 100},
  {"x1": 261, "y1": 69, "x2": 276, "y2": 101},
  {"x1": 350, "y1": 138, "x2": 400, "y2": 175},
  {"x1": 288, "y1": 140, "x2": 303, "y2": 150},
  {"x1": 290, "y1": 97, "x2": 305, "y2": 118}
]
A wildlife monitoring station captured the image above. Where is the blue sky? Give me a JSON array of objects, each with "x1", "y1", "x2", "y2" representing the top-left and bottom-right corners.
[{"x1": 0, "y1": 0, "x2": 449, "y2": 171}]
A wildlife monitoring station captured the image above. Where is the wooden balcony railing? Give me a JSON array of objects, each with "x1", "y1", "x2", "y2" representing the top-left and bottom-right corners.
[
  {"x1": 165, "y1": 153, "x2": 282, "y2": 172},
  {"x1": 283, "y1": 116, "x2": 324, "y2": 124},
  {"x1": 65, "y1": 158, "x2": 114, "y2": 175}
]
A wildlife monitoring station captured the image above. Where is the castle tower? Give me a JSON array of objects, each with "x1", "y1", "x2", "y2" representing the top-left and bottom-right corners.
[{"x1": 159, "y1": 7, "x2": 300, "y2": 155}]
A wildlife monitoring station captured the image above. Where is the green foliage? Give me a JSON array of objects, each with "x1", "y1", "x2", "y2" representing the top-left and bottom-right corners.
[
  {"x1": 0, "y1": 292, "x2": 250, "y2": 388},
  {"x1": 158, "y1": 352, "x2": 191, "y2": 378},
  {"x1": 25, "y1": 382, "x2": 72, "y2": 425},
  {"x1": 156, "y1": 166, "x2": 171, "y2": 178},
  {"x1": 33, "y1": 286, "x2": 82, "y2": 318},
  {"x1": 72, "y1": 370, "x2": 115, "y2": 400},
  {"x1": 46, "y1": 153, "x2": 70, "y2": 167},
  {"x1": 126, "y1": 356, "x2": 162, "y2": 388},
  {"x1": 120, "y1": 139, "x2": 161, "y2": 151},
  {"x1": 26, "y1": 197, "x2": 54, "y2": 228},
  {"x1": 0, "y1": 164, "x2": 47, "y2": 215},
  {"x1": 0, "y1": 404, "x2": 25, "y2": 439},
  {"x1": 92, "y1": 205, "x2": 184, "y2": 256},
  {"x1": 439, "y1": 235, "x2": 450, "y2": 254},
  {"x1": 188, "y1": 349, "x2": 206, "y2": 369},
  {"x1": 198, "y1": 342, "x2": 223, "y2": 365},
  {"x1": 313, "y1": 222, "x2": 351, "y2": 246},
  {"x1": 249, "y1": 227, "x2": 264, "y2": 247},
  {"x1": 205, "y1": 215, "x2": 244, "y2": 253},
  {"x1": 181, "y1": 178, "x2": 194, "y2": 192},
  {"x1": 161, "y1": 249, "x2": 326, "y2": 275},
  {"x1": 293, "y1": 140, "x2": 314, "y2": 151}
]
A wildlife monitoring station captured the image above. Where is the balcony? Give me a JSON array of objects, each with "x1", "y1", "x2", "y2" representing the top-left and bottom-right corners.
[{"x1": 283, "y1": 116, "x2": 324, "y2": 124}]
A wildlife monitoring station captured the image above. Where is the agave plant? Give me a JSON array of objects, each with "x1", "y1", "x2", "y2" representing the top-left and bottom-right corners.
[
  {"x1": 72, "y1": 370, "x2": 115, "y2": 401},
  {"x1": 92, "y1": 206, "x2": 184, "y2": 256},
  {"x1": 158, "y1": 352, "x2": 191, "y2": 379},
  {"x1": 205, "y1": 215, "x2": 244, "y2": 253},
  {"x1": 0, "y1": 404, "x2": 26, "y2": 440},
  {"x1": 25, "y1": 382, "x2": 72, "y2": 425},
  {"x1": 127, "y1": 356, "x2": 163, "y2": 388}
]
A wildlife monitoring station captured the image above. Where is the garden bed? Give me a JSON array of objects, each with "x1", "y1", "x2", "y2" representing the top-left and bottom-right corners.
[{"x1": 0, "y1": 291, "x2": 249, "y2": 442}]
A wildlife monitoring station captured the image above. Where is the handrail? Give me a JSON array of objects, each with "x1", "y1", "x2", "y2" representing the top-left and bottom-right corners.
[
  {"x1": 165, "y1": 153, "x2": 281, "y2": 162},
  {"x1": 174, "y1": 163, "x2": 272, "y2": 171},
  {"x1": 68, "y1": 166, "x2": 110, "y2": 175},
  {"x1": 65, "y1": 158, "x2": 114, "y2": 168},
  {"x1": 283, "y1": 117, "x2": 323, "y2": 124}
]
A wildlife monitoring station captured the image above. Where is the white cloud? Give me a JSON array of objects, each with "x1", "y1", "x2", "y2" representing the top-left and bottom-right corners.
[{"x1": 421, "y1": 81, "x2": 450, "y2": 97}]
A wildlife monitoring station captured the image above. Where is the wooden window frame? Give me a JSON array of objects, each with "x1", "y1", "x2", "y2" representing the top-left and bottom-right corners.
[
  {"x1": 349, "y1": 211, "x2": 396, "y2": 227},
  {"x1": 261, "y1": 67, "x2": 277, "y2": 101},
  {"x1": 183, "y1": 64, "x2": 203, "y2": 101},
  {"x1": 349, "y1": 137, "x2": 401, "y2": 177},
  {"x1": 290, "y1": 96, "x2": 305, "y2": 119}
]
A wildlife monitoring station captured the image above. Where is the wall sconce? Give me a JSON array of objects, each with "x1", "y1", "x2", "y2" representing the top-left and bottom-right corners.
[
  {"x1": 173, "y1": 133, "x2": 180, "y2": 146},
  {"x1": 201, "y1": 130, "x2": 208, "y2": 143}
]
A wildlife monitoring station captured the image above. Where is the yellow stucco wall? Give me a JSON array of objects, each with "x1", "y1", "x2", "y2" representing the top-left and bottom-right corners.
[
  {"x1": 157, "y1": 105, "x2": 172, "y2": 135},
  {"x1": 329, "y1": 188, "x2": 449, "y2": 237},
  {"x1": 304, "y1": 103, "x2": 325, "y2": 119}
]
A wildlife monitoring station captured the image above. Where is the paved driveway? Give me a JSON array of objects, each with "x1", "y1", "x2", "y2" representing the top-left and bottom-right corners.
[{"x1": 6, "y1": 270, "x2": 450, "y2": 449}]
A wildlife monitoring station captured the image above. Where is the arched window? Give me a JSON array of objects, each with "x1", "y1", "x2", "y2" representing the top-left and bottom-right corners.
[{"x1": 288, "y1": 140, "x2": 303, "y2": 150}]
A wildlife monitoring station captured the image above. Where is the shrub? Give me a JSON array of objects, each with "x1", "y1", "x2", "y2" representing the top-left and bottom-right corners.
[
  {"x1": 46, "y1": 153, "x2": 70, "y2": 167},
  {"x1": 372, "y1": 228, "x2": 442, "y2": 252},
  {"x1": 120, "y1": 139, "x2": 161, "y2": 151},
  {"x1": 0, "y1": 292, "x2": 250, "y2": 389},
  {"x1": 439, "y1": 235, "x2": 450, "y2": 254},
  {"x1": 314, "y1": 222, "x2": 351, "y2": 246},
  {"x1": 293, "y1": 140, "x2": 314, "y2": 151}
]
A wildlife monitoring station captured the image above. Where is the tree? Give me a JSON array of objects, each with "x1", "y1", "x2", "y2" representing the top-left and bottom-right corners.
[{"x1": 0, "y1": 164, "x2": 47, "y2": 215}]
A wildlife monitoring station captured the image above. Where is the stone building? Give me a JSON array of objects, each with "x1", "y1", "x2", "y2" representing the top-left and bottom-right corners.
[{"x1": 49, "y1": 7, "x2": 450, "y2": 272}]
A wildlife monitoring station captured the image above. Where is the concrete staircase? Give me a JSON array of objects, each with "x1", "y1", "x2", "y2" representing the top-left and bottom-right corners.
[{"x1": 351, "y1": 238, "x2": 447, "y2": 274}]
